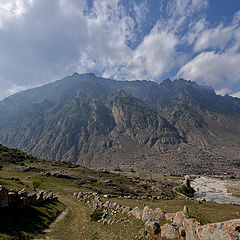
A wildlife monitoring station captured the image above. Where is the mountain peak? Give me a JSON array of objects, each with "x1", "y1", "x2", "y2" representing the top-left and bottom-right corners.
[
  {"x1": 72, "y1": 72, "x2": 80, "y2": 77},
  {"x1": 71, "y1": 72, "x2": 97, "y2": 78}
]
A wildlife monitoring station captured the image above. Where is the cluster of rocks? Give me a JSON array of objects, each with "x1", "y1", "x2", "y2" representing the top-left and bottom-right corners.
[
  {"x1": 73, "y1": 192, "x2": 133, "y2": 226},
  {"x1": 0, "y1": 185, "x2": 58, "y2": 209},
  {"x1": 45, "y1": 171, "x2": 80, "y2": 180},
  {"x1": 22, "y1": 166, "x2": 40, "y2": 173},
  {"x1": 129, "y1": 205, "x2": 240, "y2": 240},
  {"x1": 43, "y1": 171, "x2": 99, "y2": 184},
  {"x1": 102, "y1": 193, "x2": 170, "y2": 200},
  {"x1": 73, "y1": 191, "x2": 240, "y2": 240}
]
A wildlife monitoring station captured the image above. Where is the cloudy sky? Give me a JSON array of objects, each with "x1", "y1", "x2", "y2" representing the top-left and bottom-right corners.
[{"x1": 0, "y1": 0, "x2": 240, "y2": 99}]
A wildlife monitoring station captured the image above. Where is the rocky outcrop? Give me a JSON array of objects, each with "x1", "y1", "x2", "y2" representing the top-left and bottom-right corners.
[
  {"x1": 73, "y1": 192, "x2": 240, "y2": 240},
  {"x1": 141, "y1": 205, "x2": 165, "y2": 234},
  {"x1": 198, "y1": 219, "x2": 240, "y2": 240},
  {"x1": 145, "y1": 221, "x2": 161, "y2": 235},
  {"x1": 161, "y1": 223, "x2": 179, "y2": 239},
  {"x1": 161, "y1": 212, "x2": 240, "y2": 240},
  {"x1": 182, "y1": 218, "x2": 201, "y2": 240},
  {"x1": 129, "y1": 207, "x2": 142, "y2": 220},
  {"x1": 0, "y1": 186, "x2": 9, "y2": 207},
  {"x1": 0, "y1": 185, "x2": 58, "y2": 209},
  {"x1": 2, "y1": 73, "x2": 240, "y2": 175}
]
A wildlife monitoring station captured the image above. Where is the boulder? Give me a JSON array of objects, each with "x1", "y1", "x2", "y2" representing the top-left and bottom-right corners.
[
  {"x1": 36, "y1": 191, "x2": 44, "y2": 204},
  {"x1": 142, "y1": 206, "x2": 154, "y2": 222},
  {"x1": 161, "y1": 223, "x2": 179, "y2": 239},
  {"x1": 145, "y1": 221, "x2": 161, "y2": 235},
  {"x1": 142, "y1": 206, "x2": 165, "y2": 222},
  {"x1": 197, "y1": 219, "x2": 240, "y2": 240},
  {"x1": 0, "y1": 186, "x2": 9, "y2": 207},
  {"x1": 130, "y1": 207, "x2": 142, "y2": 220},
  {"x1": 122, "y1": 206, "x2": 131, "y2": 214},
  {"x1": 29, "y1": 193, "x2": 37, "y2": 205},
  {"x1": 104, "y1": 201, "x2": 110, "y2": 208},
  {"x1": 111, "y1": 202, "x2": 117, "y2": 209},
  {"x1": 179, "y1": 226, "x2": 186, "y2": 237},
  {"x1": 173, "y1": 211, "x2": 188, "y2": 227},
  {"x1": 152, "y1": 208, "x2": 165, "y2": 222},
  {"x1": 46, "y1": 192, "x2": 54, "y2": 201},
  {"x1": 103, "y1": 194, "x2": 111, "y2": 198},
  {"x1": 183, "y1": 218, "x2": 201, "y2": 240},
  {"x1": 77, "y1": 192, "x2": 83, "y2": 199},
  {"x1": 183, "y1": 205, "x2": 189, "y2": 214},
  {"x1": 18, "y1": 197, "x2": 27, "y2": 209},
  {"x1": 8, "y1": 191, "x2": 19, "y2": 207},
  {"x1": 165, "y1": 213, "x2": 176, "y2": 221},
  {"x1": 18, "y1": 189, "x2": 28, "y2": 197}
]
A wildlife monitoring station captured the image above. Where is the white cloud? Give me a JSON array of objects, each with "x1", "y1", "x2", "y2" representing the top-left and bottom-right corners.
[
  {"x1": 7, "y1": 83, "x2": 31, "y2": 94},
  {"x1": 178, "y1": 8, "x2": 240, "y2": 93},
  {"x1": 233, "y1": 10, "x2": 240, "y2": 26},
  {"x1": 216, "y1": 88, "x2": 230, "y2": 96},
  {"x1": 0, "y1": 0, "x2": 240, "y2": 100},
  {"x1": 183, "y1": 18, "x2": 207, "y2": 45},
  {"x1": 177, "y1": 51, "x2": 240, "y2": 90},
  {"x1": 130, "y1": 28, "x2": 179, "y2": 79},
  {"x1": 194, "y1": 24, "x2": 234, "y2": 52},
  {"x1": 0, "y1": 0, "x2": 33, "y2": 28},
  {"x1": 231, "y1": 91, "x2": 240, "y2": 98},
  {"x1": 133, "y1": 1, "x2": 148, "y2": 27},
  {"x1": 165, "y1": 0, "x2": 208, "y2": 32}
]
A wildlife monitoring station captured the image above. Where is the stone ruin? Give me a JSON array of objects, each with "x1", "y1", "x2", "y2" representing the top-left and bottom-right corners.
[
  {"x1": 0, "y1": 185, "x2": 58, "y2": 209},
  {"x1": 73, "y1": 191, "x2": 240, "y2": 240}
]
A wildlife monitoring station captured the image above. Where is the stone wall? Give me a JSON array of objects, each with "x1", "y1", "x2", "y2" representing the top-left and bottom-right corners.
[
  {"x1": 0, "y1": 185, "x2": 58, "y2": 209},
  {"x1": 73, "y1": 191, "x2": 240, "y2": 240}
]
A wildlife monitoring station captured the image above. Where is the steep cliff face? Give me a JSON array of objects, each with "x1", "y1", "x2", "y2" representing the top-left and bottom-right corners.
[{"x1": 0, "y1": 72, "x2": 239, "y2": 174}]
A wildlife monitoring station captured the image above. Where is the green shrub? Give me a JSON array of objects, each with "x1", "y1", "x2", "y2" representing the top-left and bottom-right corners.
[
  {"x1": 114, "y1": 166, "x2": 122, "y2": 172},
  {"x1": 179, "y1": 179, "x2": 195, "y2": 197},
  {"x1": 90, "y1": 209, "x2": 104, "y2": 222},
  {"x1": 130, "y1": 168, "x2": 136, "y2": 173},
  {"x1": 32, "y1": 179, "x2": 42, "y2": 190}
]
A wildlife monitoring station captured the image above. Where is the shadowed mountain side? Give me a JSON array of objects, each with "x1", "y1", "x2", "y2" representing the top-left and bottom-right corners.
[{"x1": 0, "y1": 73, "x2": 240, "y2": 174}]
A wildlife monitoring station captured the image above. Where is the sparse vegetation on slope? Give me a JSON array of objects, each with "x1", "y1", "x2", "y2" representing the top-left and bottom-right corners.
[
  {"x1": 0, "y1": 144, "x2": 240, "y2": 239},
  {"x1": 1, "y1": 73, "x2": 240, "y2": 174}
]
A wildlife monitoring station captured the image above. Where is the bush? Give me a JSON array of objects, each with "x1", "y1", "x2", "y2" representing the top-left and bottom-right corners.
[
  {"x1": 179, "y1": 179, "x2": 195, "y2": 197},
  {"x1": 32, "y1": 180, "x2": 41, "y2": 190},
  {"x1": 114, "y1": 166, "x2": 122, "y2": 172},
  {"x1": 130, "y1": 168, "x2": 136, "y2": 173},
  {"x1": 90, "y1": 209, "x2": 104, "y2": 222}
]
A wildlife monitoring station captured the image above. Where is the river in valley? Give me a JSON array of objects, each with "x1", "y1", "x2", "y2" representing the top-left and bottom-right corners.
[{"x1": 191, "y1": 176, "x2": 240, "y2": 205}]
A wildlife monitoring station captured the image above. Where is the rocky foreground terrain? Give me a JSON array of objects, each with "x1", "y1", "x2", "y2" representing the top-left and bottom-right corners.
[
  {"x1": 0, "y1": 73, "x2": 240, "y2": 174},
  {"x1": 0, "y1": 144, "x2": 240, "y2": 239},
  {"x1": 72, "y1": 191, "x2": 240, "y2": 240}
]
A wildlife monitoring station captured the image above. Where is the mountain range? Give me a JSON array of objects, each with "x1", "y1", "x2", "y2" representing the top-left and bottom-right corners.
[{"x1": 0, "y1": 72, "x2": 240, "y2": 175}]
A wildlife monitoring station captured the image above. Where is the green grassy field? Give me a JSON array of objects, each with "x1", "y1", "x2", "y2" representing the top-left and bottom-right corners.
[
  {"x1": 0, "y1": 148, "x2": 240, "y2": 239},
  {"x1": 0, "y1": 201, "x2": 65, "y2": 240}
]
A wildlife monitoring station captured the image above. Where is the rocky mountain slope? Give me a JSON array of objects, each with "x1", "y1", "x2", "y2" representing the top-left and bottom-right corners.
[{"x1": 0, "y1": 73, "x2": 240, "y2": 174}]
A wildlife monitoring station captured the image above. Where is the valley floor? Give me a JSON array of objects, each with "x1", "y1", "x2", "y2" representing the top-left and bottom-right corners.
[
  {"x1": 191, "y1": 176, "x2": 240, "y2": 205},
  {"x1": 1, "y1": 159, "x2": 240, "y2": 239}
]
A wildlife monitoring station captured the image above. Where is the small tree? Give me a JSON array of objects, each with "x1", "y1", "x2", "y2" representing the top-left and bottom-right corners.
[
  {"x1": 179, "y1": 179, "x2": 195, "y2": 197},
  {"x1": 114, "y1": 166, "x2": 122, "y2": 172},
  {"x1": 32, "y1": 180, "x2": 41, "y2": 190}
]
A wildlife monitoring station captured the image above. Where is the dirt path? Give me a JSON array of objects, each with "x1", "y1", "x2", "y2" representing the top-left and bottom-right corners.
[
  {"x1": 191, "y1": 176, "x2": 240, "y2": 205},
  {"x1": 39, "y1": 195, "x2": 143, "y2": 240},
  {"x1": 43, "y1": 209, "x2": 69, "y2": 233}
]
